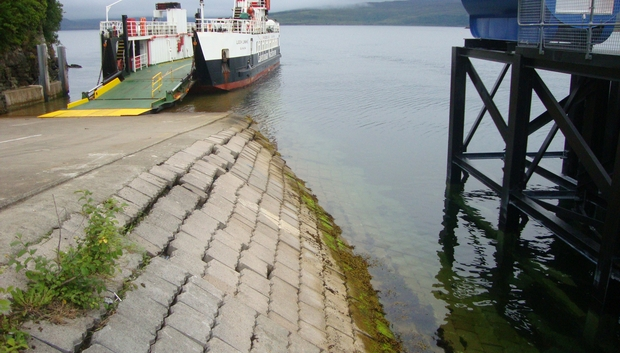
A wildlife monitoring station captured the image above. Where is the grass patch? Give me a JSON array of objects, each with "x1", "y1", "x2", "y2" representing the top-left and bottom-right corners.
[{"x1": 1, "y1": 190, "x2": 127, "y2": 352}]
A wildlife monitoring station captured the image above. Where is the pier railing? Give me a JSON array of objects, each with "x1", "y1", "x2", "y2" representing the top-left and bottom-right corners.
[
  {"x1": 518, "y1": 0, "x2": 620, "y2": 57},
  {"x1": 195, "y1": 18, "x2": 280, "y2": 34}
]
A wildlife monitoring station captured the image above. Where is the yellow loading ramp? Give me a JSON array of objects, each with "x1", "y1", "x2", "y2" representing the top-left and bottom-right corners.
[{"x1": 40, "y1": 58, "x2": 193, "y2": 118}]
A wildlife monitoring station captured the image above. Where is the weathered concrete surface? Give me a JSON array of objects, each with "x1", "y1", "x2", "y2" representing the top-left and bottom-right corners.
[
  {"x1": 1, "y1": 115, "x2": 370, "y2": 352},
  {"x1": 2, "y1": 86, "x2": 44, "y2": 107},
  {"x1": 0, "y1": 112, "x2": 233, "y2": 261}
]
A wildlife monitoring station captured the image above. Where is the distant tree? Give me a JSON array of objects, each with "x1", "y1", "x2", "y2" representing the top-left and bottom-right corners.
[
  {"x1": 43, "y1": 0, "x2": 64, "y2": 44},
  {"x1": 0, "y1": 0, "x2": 46, "y2": 52}
]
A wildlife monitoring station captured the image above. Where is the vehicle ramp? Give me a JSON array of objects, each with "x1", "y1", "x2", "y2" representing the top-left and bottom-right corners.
[{"x1": 40, "y1": 58, "x2": 193, "y2": 118}]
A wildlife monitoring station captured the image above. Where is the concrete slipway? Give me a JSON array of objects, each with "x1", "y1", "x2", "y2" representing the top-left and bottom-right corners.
[{"x1": 0, "y1": 113, "x2": 395, "y2": 352}]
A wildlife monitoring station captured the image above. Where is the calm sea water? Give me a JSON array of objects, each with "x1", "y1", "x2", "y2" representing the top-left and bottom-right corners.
[{"x1": 57, "y1": 27, "x2": 618, "y2": 352}]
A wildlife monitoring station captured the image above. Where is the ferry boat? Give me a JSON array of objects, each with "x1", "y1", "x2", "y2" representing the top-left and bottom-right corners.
[
  {"x1": 98, "y1": 2, "x2": 194, "y2": 83},
  {"x1": 192, "y1": 0, "x2": 281, "y2": 91}
]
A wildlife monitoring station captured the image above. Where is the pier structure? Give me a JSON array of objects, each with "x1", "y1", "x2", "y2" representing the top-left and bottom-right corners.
[{"x1": 449, "y1": 0, "x2": 620, "y2": 311}]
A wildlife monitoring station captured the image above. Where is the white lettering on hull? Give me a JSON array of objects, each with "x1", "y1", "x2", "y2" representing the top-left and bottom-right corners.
[{"x1": 257, "y1": 49, "x2": 277, "y2": 63}]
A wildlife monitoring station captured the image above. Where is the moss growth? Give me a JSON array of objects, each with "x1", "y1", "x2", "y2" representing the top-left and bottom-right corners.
[
  {"x1": 377, "y1": 321, "x2": 395, "y2": 339},
  {"x1": 285, "y1": 173, "x2": 402, "y2": 352},
  {"x1": 253, "y1": 130, "x2": 280, "y2": 157}
]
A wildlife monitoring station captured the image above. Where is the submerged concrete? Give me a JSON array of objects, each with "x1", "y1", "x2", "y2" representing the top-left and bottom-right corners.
[
  {"x1": 1, "y1": 82, "x2": 64, "y2": 113},
  {"x1": 0, "y1": 113, "x2": 377, "y2": 352},
  {"x1": 2, "y1": 86, "x2": 44, "y2": 108}
]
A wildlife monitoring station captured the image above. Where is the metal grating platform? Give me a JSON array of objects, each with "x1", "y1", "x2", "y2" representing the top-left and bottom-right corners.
[{"x1": 518, "y1": 0, "x2": 620, "y2": 56}]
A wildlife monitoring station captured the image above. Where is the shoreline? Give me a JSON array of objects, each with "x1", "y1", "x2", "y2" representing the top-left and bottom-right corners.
[{"x1": 0, "y1": 113, "x2": 399, "y2": 352}]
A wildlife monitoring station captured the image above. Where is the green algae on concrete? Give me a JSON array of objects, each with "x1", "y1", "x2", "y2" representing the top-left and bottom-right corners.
[
  {"x1": 270, "y1": 155, "x2": 402, "y2": 350},
  {"x1": 299, "y1": 180, "x2": 401, "y2": 352},
  {"x1": 250, "y1": 131, "x2": 402, "y2": 351}
]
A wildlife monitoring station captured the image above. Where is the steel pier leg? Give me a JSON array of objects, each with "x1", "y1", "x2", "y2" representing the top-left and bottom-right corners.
[
  {"x1": 593, "y1": 134, "x2": 620, "y2": 305},
  {"x1": 500, "y1": 54, "x2": 533, "y2": 231},
  {"x1": 447, "y1": 47, "x2": 467, "y2": 186}
]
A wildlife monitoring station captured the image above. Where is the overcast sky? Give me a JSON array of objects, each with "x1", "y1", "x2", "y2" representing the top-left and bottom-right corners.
[{"x1": 61, "y1": 0, "x2": 380, "y2": 20}]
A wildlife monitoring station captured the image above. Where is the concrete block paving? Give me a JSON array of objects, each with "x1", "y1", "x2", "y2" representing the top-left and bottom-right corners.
[{"x1": 27, "y1": 123, "x2": 367, "y2": 353}]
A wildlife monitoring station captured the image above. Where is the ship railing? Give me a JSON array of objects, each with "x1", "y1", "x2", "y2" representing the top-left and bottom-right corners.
[
  {"x1": 151, "y1": 72, "x2": 163, "y2": 98},
  {"x1": 132, "y1": 53, "x2": 148, "y2": 72},
  {"x1": 100, "y1": 21, "x2": 124, "y2": 35},
  {"x1": 518, "y1": 0, "x2": 620, "y2": 58},
  {"x1": 247, "y1": 0, "x2": 270, "y2": 9},
  {"x1": 133, "y1": 21, "x2": 180, "y2": 37},
  {"x1": 195, "y1": 18, "x2": 280, "y2": 34},
  {"x1": 100, "y1": 20, "x2": 192, "y2": 38}
]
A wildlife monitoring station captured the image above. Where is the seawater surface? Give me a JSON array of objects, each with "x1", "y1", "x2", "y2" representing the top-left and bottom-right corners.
[{"x1": 58, "y1": 26, "x2": 619, "y2": 352}]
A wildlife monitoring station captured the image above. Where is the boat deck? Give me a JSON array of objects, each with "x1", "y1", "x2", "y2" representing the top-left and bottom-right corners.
[{"x1": 40, "y1": 58, "x2": 193, "y2": 118}]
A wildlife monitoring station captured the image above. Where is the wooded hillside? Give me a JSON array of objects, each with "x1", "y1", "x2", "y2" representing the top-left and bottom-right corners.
[
  {"x1": 272, "y1": 0, "x2": 468, "y2": 26},
  {"x1": 61, "y1": 0, "x2": 469, "y2": 29},
  {"x1": 0, "y1": 0, "x2": 63, "y2": 54},
  {"x1": 0, "y1": 0, "x2": 63, "y2": 108}
]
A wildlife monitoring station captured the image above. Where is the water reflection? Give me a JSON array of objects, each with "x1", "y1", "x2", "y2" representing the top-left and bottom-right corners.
[
  {"x1": 67, "y1": 25, "x2": 618, "y2": 352},
  {"x1": 172, "y1": 87, "x2": 254, "y2": 113},
  {"x1": 2, "y1": 97, "x2": 68, "y2": 117},
  {"x1": 437, "y1": 184, "x2": 619, "y2": 352}
]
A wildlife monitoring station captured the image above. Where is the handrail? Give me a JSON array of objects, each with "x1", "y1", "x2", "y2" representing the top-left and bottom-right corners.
[
  {"x1": 100, "y1": 20, "x2": 194, "y2": 38},
  {"x1": 100, "y1": 21, "x2": 123, "y2": 35},
  {"x1": 517, "y1": 0, "x2": 619, "y2": 57},
  {"x1": 152, "y1": 72, "x2": 163, "y2": 98},
  {"x1": 101, "y1": 19, "x2": 271, "y2": 37},
  {"x1": 195, "y1": 18, "x2": 280, "y2": 34},
  {"x1": 133, "y1": 54, "x2": 148, "y2": 72}
]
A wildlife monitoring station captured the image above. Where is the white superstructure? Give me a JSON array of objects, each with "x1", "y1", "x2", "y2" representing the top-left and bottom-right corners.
[{"x1": 100, "y1": 3, "x2": 194, "y2": 72}]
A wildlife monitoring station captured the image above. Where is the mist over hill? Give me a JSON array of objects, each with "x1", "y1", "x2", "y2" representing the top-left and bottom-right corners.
[
  {"x1": 61, "y1": 0, "x2": 468, "y2": 30},
  {"x1": 271, "y1": 0, "x2": 468, "y2": 26}
]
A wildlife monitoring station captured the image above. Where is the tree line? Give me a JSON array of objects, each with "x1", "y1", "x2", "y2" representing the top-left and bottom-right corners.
[{"x1": 0, "y1": 0, "x2": 64, "y2": 54}]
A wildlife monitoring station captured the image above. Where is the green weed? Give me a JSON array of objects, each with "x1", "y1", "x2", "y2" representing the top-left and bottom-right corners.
[
  {"x1": 9, "y1": 191, "x2": 124, "y2": 309},
  {"x1": 1, "y1": 190, "x2": 126, "y2": 352},
  {"x1": 0, "y1": 288, "x2": 28, "y2": 353}
]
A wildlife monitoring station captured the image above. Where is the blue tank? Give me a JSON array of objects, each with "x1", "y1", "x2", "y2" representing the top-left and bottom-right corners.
[
  {"x1": 461, "y1": 0, "x2": 619, "y2": 45},
  {"x1": 461, "y1": 0, "x2": 519, "y2": 41}
]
